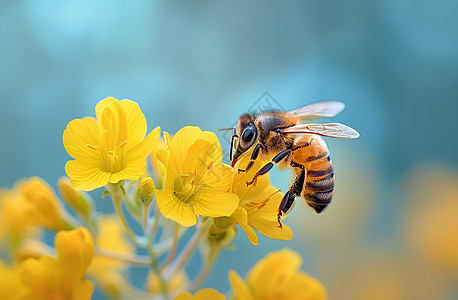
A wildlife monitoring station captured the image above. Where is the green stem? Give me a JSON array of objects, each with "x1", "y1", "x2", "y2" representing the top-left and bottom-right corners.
[
  {"x1": 150, "y1": 209, "x2": 161, "y2": 238},
  {"x1": 142, "y1": 203, "x2": 149, "y2": 233},
  {"x1": 147, "y1": 230, "x2": 169, "y2": 300},
  {"x1": 189, "y1": 246, "x2": 221, "y2": 291},
  {"x1": 160, "y1": 222, "x2": 179, "y2": 271},
  {"x1": 165, "y1": 220, "x2": 211, "y2": 279},
  {"x1": 95, "y1": 247, "x2": 151, "y2": 266},
  {"x1": 108, "y1": 183, "x2": 146, "y2": 248}
]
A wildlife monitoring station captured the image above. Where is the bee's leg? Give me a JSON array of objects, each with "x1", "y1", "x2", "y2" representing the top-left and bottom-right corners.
[
  {"x1": 277, "y1": 163, "x2": 306, "y2": 228},
  {"x1": 246, "y1": 149, "x2": 291, "y2": 186},
  {"x1": 237, "y1": 144, "x2": 261, "y2": 173}
]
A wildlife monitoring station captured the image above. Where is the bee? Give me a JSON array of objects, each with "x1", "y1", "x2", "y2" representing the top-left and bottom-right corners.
[{"x1": 222, "y1": 101, "x2": 359, "y2": 228}]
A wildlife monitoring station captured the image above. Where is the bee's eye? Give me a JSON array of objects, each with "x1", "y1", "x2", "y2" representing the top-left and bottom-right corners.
[{"x1": 240, "y1": 123, "x2": 257, "y2": 149}]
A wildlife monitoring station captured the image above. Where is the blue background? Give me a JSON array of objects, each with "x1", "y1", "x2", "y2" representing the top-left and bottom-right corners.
[{"x1": 1, "y1": 1, "x2": 458, "y2": 299}]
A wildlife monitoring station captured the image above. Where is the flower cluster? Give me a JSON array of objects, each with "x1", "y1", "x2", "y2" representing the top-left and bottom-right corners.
[{"x1": 0, "y1": 97, "x2": 326, "y2": 299}]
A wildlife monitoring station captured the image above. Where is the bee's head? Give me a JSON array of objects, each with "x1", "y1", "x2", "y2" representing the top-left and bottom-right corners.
[{"x1": 232, "y1": 113, "x2": 257, "y2": 164}]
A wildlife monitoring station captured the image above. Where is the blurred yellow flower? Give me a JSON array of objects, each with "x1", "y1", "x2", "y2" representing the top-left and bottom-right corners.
[
  {"x1": 0, "y1": 261, "x2": 24, "y2": 300},
  {"x1": 18, "y1": 176, "x2": 72, "y2": 231},
  {"x1": 230, "y1": 151, "x2": 293, "y2": 245},
  {"x1": 156, "y1": 126, "x2": 239, "y2": 227},
  {"x1": 403, "y1": 164, "x2": 458, "y2": 271},
  {"x1": 0, "y1": 188, "x2": 38, "y2": 243},
  {"x1": 173, "y1": 288, "x2": 226, "y2": 300},
  {"x1": 89, "y1": 215, "x2": 134, "y2": 299},
  {"x1": 20, "y1": 227, "x2": 94, "y2": 300},
  {"x1": 229, "y1": 248, "x2": 326, "y2": 300},
  {"x1": 63, "y1": 97, "x2": 160, "y2": 191},
  {"x1": 147, "y1": 270, "x2": 189, "y2": 295}
]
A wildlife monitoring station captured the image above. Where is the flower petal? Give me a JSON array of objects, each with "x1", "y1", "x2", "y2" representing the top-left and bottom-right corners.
[
  {"x1": 202, "y1": 163, "x2": 234, "y2": 193},
  {"x1": 169, "y1": 126, "x2": 203, "y2": 168},
  {"x1": 119, "y1": 99, "x2": 148, "y2": 143},
  {"x1": 231, "y1": 206, "x2": 258, "y2": 245},
  {"x1": 246, "y1": 190, "x2": 293, "y2": 241},
  {"x1": 65, "y1": 160, "x2": 110, "y2": 191},
  {"x1": 194, "y1": 288, "x2": 226, "y2": 300},
  {"x1": 247, "y1": 249, "x2": 302, "y2": 299},
  {"x1": 228, "y1": 270, "x2": 254, "y2": 300},
  {"x1": 156, "y1": 189, "x2": 197, "y2": 227},
  {"x1": 192, "y1": 190, "x2": 238, "y2": 218},
  {"x1": 63, "y1": 117, "x2": 102, "y2": 164},
  {"x1": 276, "y1": 271, "x2": 327, "y2": 300},
  {"x1": 95, "y1": 97, "x2": 128, "y2": 148}
]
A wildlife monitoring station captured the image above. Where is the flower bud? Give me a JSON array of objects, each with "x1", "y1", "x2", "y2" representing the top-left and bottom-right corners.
[
  {"x1": 58, "y1": 177, "x2": 93, "y2": 219},
  {"x1": 18, "y1": 177, "x2": 72, "y2": 231},
  {"x1": 138, "y1": 177, "x2": 155, "y2": 205}
]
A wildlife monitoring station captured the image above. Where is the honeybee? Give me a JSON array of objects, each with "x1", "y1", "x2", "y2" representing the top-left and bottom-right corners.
[{"x1": 223, "y1": 101, "x2": 359, "y2": 228}]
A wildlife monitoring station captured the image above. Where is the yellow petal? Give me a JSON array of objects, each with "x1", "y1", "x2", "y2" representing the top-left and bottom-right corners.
[
  {"x1": 63, "y1": 117, "x2": 102, "y2": 164},
  {"x1": 71, "y1": 280, "x2": 94, "y2": 300},
  {"x1": 249, "y1": 217, "x2": 293, "y2": 241},
  {"x1": 169, "y1": 126, "x2": 203, "y2": 168},
  {"x1": 276, "y1": 271, "x2": 327, "y2": 300},
  {"x1": 192, "y1": 190, "x2": 239, "y2": 218},
  {"x1": 55, "y1": 227, "x2": 94, "y2": 273},
  {"x1": 246, "y1": 190, "x2": 293, "y2": 241},
  {"x1": 124, "y1": 126, "x2": 160, "y2": 162},
  {"x1": 228, "y1": 270, "x2": 254, "y2": 300},
  {"x1": 230, "y1": 206, "x2": 258, "y2": 245},
  {"x1": 194, "y1": 288, "x2": 226, "y2": 300},
  {"x1": 173, "y1": 288, "x2": 226, "y2": 300},
  {"x1": 119, "y1": 99, "x2": 148, "y2": 143},
  {"x1": 183, "y1": 138, "x2": 218, "y2": 172},
  {"x1": 65, "y1": 160, "x2": 110, "y2": 191},
  {"x1": 108, "y1": 162, "x2": 147, "y2": 184},
  {"x1": 202, "y1": 163, "x2": 234, "y2": 193},
  {"x1": 95, "y1": 97, "x2": 128, "y2": 148},
  {"x1": 156, "y1": 189, "x2": 197, "y2": 227},
  {"x1": 247, "y1": 249, "x2": 301, "y2": 298}
]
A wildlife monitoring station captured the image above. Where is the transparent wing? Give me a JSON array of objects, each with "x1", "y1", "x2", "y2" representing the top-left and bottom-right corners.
[
  {"x1": 282, "y1": 123, "x2": 360, "y2": 139},
  {"x1": 288, "y1": 101, "x2": 345, "y2": 119}
]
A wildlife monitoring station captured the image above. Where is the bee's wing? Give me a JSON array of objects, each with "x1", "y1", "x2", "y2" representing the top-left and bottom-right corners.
[
  {"x1": 282, "y1": 123, "x2": 360, "y2": 139},
  {"x1": 289, "y1": 101, "x2": 345, "y2": 120}
]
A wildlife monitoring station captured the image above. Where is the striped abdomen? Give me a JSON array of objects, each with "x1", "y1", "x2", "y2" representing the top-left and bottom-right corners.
[{"x1": 292, "y1": 135, "x2": 335, "y2": 213}]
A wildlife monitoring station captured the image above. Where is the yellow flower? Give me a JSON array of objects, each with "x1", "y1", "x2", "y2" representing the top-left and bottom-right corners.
[
  {"x1": 0, "y1": 261, "x2": 24, "y2": 300},
  {"x1": 20, "y1": 227, "x2": 95, "y2": 300},
  {"x1": 403, "y1": 165, "x2": 458, "y2": 271},
  {"x1": 88, "y1": 215, "x2": 134, "y2": 299},
  {"x1": 63, "y1": 96, "x2": 160, "y2": 191},
  {"x1": 173, "y1": 288, "x2": 226, "y2": 300},
  {"x1": 229, "y1": 151, "x2": 293, "y2": 245},
  {"x1": 229, "y1": 248, "x2": 326, "y2": 300},
  {"x1": 156, "y1": 126, "x2": 239, "y2": 227},
  {"x1": 147, "y1": 270, "x2": 189, "y2": 295},
  {"x1": 0, "y1": 188, "x2": 38, "y2": 243},
  {"x1": 18, "y1": 177, "x2": 73, "y2": 231}
]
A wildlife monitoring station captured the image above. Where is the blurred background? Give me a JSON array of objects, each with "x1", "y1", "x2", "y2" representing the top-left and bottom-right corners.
[{"x1": 1, "y1": 1, "x2": 458, "y2": 299}]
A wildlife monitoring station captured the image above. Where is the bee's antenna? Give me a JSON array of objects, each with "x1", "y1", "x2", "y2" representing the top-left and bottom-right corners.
[
  {"x1": 217, "y1": 127, "x2": 236, "y2": 132},
  {"x1": 217, "y1": 127, "x2": 237, "y2": 161}
]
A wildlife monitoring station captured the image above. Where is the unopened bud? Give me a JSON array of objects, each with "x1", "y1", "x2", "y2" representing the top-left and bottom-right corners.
[
  {"x1": 138, "y1": 177, "x2": 155, "y2": 205},
  {"x1": 58, "y1": 177, "x2": 93, "y2": 218}
]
